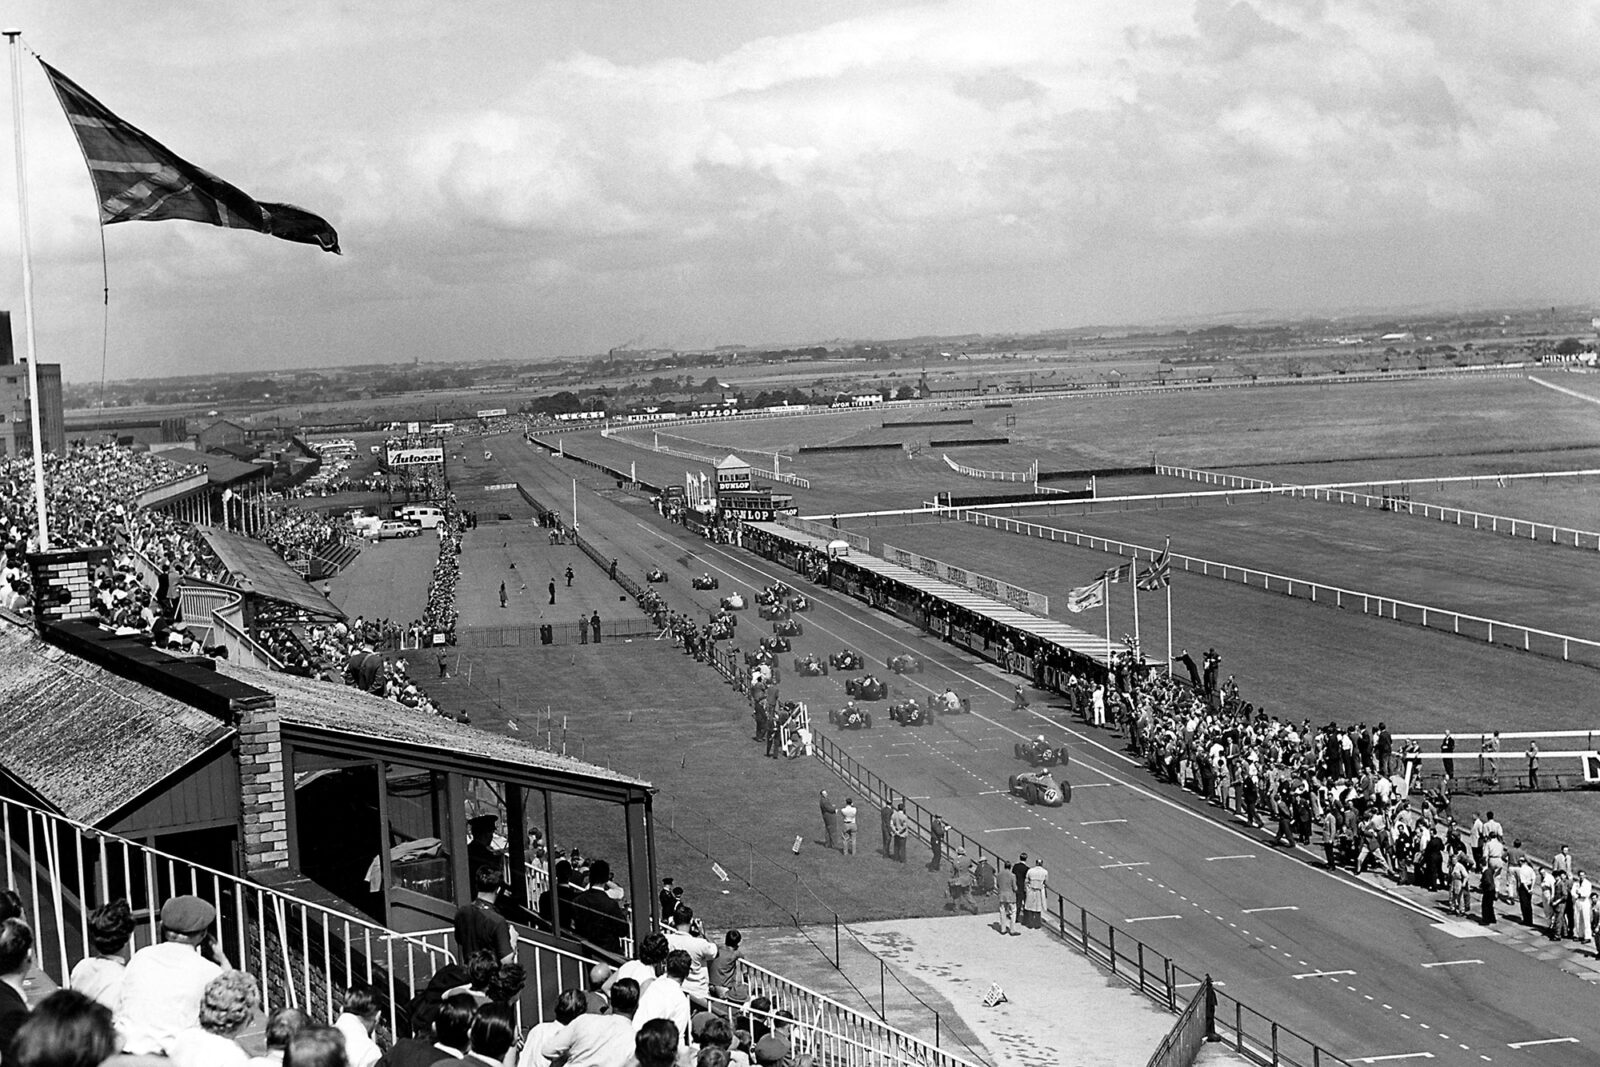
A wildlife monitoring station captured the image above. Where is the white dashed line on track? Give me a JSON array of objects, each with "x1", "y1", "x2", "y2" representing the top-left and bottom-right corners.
[
  {"x1": 1241, "y1": 906, "x2": 1299, "y2": 914},
  {"x1": 1293, "y1": 970, "x2": 1356, "y2": 980}
]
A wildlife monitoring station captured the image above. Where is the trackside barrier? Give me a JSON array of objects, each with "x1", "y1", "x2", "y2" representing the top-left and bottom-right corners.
[
  {"x1": 947, "y1": 507, "x2": 1600, "y2": 670},
  {"x1": 1146, "y1": 977, "x2": 1216, "y2": 1067},
  {"x1": 1156, "y1": 464, "x2": 1600, "y2": 552},
  {"x1": 601, "y1": 426, "x2": 811, "y2": 488},
  {"x1": 457, "y1": 619, "x2": 659, "y2": 648},
  {"x1": 942, "y1": 454, "x2": 1038, "y2": 483},
  {"x1": 807, "y1": 734, "x2": 1353, "y2": 1067}
]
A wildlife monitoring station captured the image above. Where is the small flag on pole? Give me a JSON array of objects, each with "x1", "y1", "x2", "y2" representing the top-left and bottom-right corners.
[
  {"x1": 1137, "y1": 549, "x2": 1171, "y2": 591},
  {"x1": 981, "y1": 982, "x2": 1008, "y2": 1007},
  {"x1": 39, "y1": 60, "x2": 340, "y2": 252},
  {"x1": 1066, "y1": 579, "x2": 1105, "y2": 614},
  {"x1": 1102, "y1": 561, "x2": 1133, "y2": 584}
]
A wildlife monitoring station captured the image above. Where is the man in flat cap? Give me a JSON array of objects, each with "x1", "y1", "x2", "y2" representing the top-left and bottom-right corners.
[{"x1": 115, "y1": 895, "x2": 228, "y2": 1056}]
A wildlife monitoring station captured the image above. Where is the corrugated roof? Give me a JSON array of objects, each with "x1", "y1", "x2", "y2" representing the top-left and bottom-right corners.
[
  {"x1": 216, "y1": 662, "x2": 652, "y2": 790},
  {"x1": 200, "y1": 527, "x2": 343, "y2": 618},
  {"x1": 0, "y1": 621, "x2": 235, "y2": 825},
  {"x1": 158, "y1": 447, "x2": 269, "y2": 486},
  {"x1": 747, "y1": 522, "x2": 1114, "y2": 665}
]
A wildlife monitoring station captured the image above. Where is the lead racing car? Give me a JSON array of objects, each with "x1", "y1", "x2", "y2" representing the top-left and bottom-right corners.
[
  {"x1": 793, "y1": 653, "x2": 829, "y2": 677},
  {"x1": 844, "y1": 674, "x2": 889, "y2": 701},
  {"x1": 772, "y1": 617, "x2": 803, "y2": 638},
  {"x1": 888, "y1": 698, "x2": 931, "y2": 727},
  {"x1": 646, "y1": 568, "x2": 669, "y2": 584},
  {"x1": 828, "y1": 649, "x2": 866, "y2": 672},
  {"x1": 1014, "y1": 735, "x2": 1069, "y2": 768},
  {"x1": 827, "y1": 701, "x2": 873, "y2": 729},
  {"x1": 720, "y1": 592, "x2": 746, "y2": 611},
  {"x1": 1008, "y1": 769, "x2": 1069, "y2": 807},
  {"x1": 886, "y1": 653, "x2": 923, "y2": 675},
  {"x1": 691, "y1": 573, "x2": 720, "y2": 590}
]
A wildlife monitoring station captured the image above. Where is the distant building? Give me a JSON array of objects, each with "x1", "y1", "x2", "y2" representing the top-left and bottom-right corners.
[
  {"x1": 196, "y1": 418, "x2": 250, "y2": 453},
  {"x1": 0, "y1": 310, "x2": 66, "y2": 457}
]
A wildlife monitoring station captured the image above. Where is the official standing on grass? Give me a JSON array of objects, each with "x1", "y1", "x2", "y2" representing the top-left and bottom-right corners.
[
  {"x1": 889, "y1": 803, "x2": 910, "y2": 863},
  {"x1": 929, "y1": 815, "x2": 948, "y2": 872},
  {"x1": 819, "y1": 791, "x2": 839, "y2": 851},
  {"x1": 1023, "y1": 859, "x2": 1048, "y2": 928},
  {"x1": 840, "y1": 799, "x2": 857, "y2": 856},
  {"x1": 1527, "y1": 742, "x2": 1539, "y2": 790},
  {"x1": 879, "y1": 796, "x2": 895, "y2": 857}
]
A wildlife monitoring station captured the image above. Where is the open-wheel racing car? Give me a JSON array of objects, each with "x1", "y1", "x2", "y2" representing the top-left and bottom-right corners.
[
  {"x1": 758, "y1": 601, "x2": 791, "y2": 621},
  {"x1": 1014, "y1": 735, "x2": 1069, "y2": 767},
  {"x1": 744, "y1": 647, "x2": 777, "y2": 668},
  {"x1": 1008, "y1": 768, "x2": 1069, "y2": 807},
  {"x1": 888, "y1": 698, "x2": 931, "y2": 727},
  {"x1": 707, "y1": 615, "x2": 735, "y2": 642},
  {"x1": 720, "y1": 592, "x2": 746, "y2": 611},
  {"x1": 756, "y1": 582, "x2": 794, "y2": 606},
  {"x1": 886, "y1": 653, "x2": 923, "y2": 674},
  {"x1": 646, "y1": 568, "x2": 669, "y2": 584},
  {"x1": 844, "y1": 675, "x2": 889, "y2": 701},
  {"x1": 691, "y1": 573, "x2": 720, "y2": 590},
  {"x1": 772, "y1": 617, "x2": 803, "y2": 638},
  {"x1": 760, "y1": 635, "x2": 791, "y2": 655},
  {"x1": 788, "y1": 593, "x2": 812, "y2": 613},
  {"x1": 932, "y1": 688, "x2": 969, "y2": 715},
  {"x1": 793, "y1": 653, "x2": 829, "y2": 677},
  {"x1": 828, "y1": 649, "x2": 866, "y2": 672},
  {"x1": 827, "y1": 701, "x2": 872, "y2": 729}
]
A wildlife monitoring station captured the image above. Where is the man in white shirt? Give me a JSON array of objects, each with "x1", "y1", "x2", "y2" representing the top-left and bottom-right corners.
[
  {"x1": 632, "y1": 950, "x2": 692, "y2": 1043},
  {"x1": 69, "y1": 900, "x2": 136, "y2": 1011},
  {"x1": 540, "y1": 981, "x2": 638, "y2": 1067},
  {"x1": 520, "y1": 989, "x2": 589, "y2": 1067},
  {"x1": 332, "y1": 984, "x2": 384, "y2": 1067},
  {"x1": 608, "y1": 932, "x2": 667, "y2": 1001},
  {"x1": 115, "y1": 895, "x2": 225, "y2": 1056},
  {"x1": 664, "y1": 908, "x2": 718, "y2": 1008}
]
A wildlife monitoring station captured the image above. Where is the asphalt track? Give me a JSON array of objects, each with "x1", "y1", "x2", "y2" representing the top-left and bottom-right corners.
[{"x1": 494, "y1": 436, "x2": 1596, "y2": 1067}]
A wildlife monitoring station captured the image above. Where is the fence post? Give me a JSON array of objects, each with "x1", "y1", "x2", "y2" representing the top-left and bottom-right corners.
[
  {"x1": 1109, "y1": 926, "x2": 1117, "y2": 975},
  {"x1": 1137, "y1": 942, "x2": 1145, "y2": 993},
  {"x1": 1079, "y1": 905, "x2": 1087, "y2": 953},
  {"x1": 1272, "y1": 1022, "x2": 1280, "y2": 1065},
  {"x1": 1204, "y1": 975, "x2": 1217, "y2": 1039},
  {"x1": 835, "y1": 914, "x2": 840, "y2": 968}
]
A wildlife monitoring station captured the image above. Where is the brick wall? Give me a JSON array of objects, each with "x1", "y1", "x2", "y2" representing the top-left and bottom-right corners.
[
  {"x1": 25, "y1": 547, "x2": 113, "y2": 626},
  {"x1": 238, "y1": 700, "x2": 289, "y2": 870}
]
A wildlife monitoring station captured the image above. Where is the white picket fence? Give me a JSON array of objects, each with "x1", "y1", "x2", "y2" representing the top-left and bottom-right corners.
[{"x1": 943, "y1": 506, "x2": 1600, "y2": 668}]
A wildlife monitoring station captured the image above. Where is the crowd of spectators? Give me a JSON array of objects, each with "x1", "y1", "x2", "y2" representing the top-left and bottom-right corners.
[{"x1": 256, "y1": 507, "x2": 348, "y2": 564}]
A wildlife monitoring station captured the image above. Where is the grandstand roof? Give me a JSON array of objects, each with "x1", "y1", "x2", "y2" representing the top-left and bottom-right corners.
[
  {"x1": 218, "y1": 661, "x2": 652, "y2": 791},
  {"x1": 156, "y1": 446, "x2": 270, "y2": 486},
  {"x1": 200, "y1": 527, "x2": 343, "y2": 618},
  {"x1": 747, "y1": 521, "x2": 1114, "y2": 665},
  {"x1": 0, "y1": 617, "x2": 235, "y2": 825}
]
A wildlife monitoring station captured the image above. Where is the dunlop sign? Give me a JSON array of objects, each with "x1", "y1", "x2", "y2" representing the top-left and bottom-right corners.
[
  {"x1": 881, "y1": 543, "x2": 1050, "y2": 617},
  {"x1": 476, "y1": 408, "x2": 509, "y2": 419},
  {"x1": 387, "y1": 447, "x2": 444, "y2": 466}
]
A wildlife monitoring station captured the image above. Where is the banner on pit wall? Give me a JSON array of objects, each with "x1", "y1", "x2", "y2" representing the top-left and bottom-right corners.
[
  {"x1": 476, "y1": 408, "x2": 508, "y2": 419},
  {"x1": 387, "y1": 447, "x2": 444, "y2": 466},
  {"x1": 880, "y1": 542, "x2": 1050, "y2": 617},
  {"x1": 406, "y1": 421, "x2": 420, "y2": 435}
]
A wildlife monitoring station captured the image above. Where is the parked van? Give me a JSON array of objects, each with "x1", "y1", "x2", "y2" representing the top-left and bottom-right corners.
[
  {"x1": 399, "y1": 505, "x2": 445, "y2": 530},
  {"x1": 351, "y1": 514, "x2": 382, "y2": 539},
  {"x1": 377, "y1": 519, "x2": 422, "y2": 540}
]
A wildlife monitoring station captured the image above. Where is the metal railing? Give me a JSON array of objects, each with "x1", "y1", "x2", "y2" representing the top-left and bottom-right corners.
[
  {"x1": 949, "y1": 506, "x2": 1600, "y2": 668},
  {"x1": 0, "y1": 797, "x2": 453, "y2": 1037},
  {"x1": 175, "y1": 578, "x2": 285, "y2": 671},
  {"x1": 456, "y1": 618, "x2": 660, "y2": 648},
  {"x1": 1156, "y1": 464, "x2": 1600, "y2": 551},
  {"x1": 807, "y1": 733, "x2": 1352, "y2": 1067},
  {"x1": 602, "y1": 427, "x2": 812, "y2": 488}
]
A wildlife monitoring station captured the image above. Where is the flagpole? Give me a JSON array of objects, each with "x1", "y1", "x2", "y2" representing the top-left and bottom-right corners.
[
  {"x1": 1165, "y1": 537, "x2": 1173, "y2": 678},
  {"x1": 1101, "y1": 574, "x2": 1111, "y2": 662},
  {"x1": 1130, "y1": 552, "x2": 1141, "y2": 653},
  {"x1": 6, "y1": 31, "x2": 50, "y2": 552}
]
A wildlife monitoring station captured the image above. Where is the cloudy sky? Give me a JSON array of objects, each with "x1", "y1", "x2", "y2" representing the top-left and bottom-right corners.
[{"x1": 3, "y1": 0, "x2": 1597, "y2": 381}]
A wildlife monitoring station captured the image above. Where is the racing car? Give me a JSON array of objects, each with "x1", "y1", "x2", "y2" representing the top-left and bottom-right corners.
[
  {"x1": 886, "y1": 653, "x2": 923, "y2": 674},
  {"x1": 827, "y1": 702, "x2": 873, "y2": 729},
  {"x1": 1014, "y1": 735, "x2": 1069, "y2": 767},
  {"x1": 888, "y1": 698, "x2": 931, "y2": 727},
  {"x1": 720, "y1": 592, "x2": 746, "y2": 611},
  {"x1": 707, "y1": 616, "x2": 735, "y2": 642},
  {"x1": 788, "y1": 593, "x2": 812, "y2": 613},
  {"x1": 646, "y1": 568, "x2": 669, "y2": 584},
  {"x1": 758, "y1": 601, "x2": 791, "y2": 621},
  {"x1": 1008, "y1": 769, "x2": 1069, "y2": 807},
  {"x1": 772, "y1": 618, "x2": 803, "y2": 638},
  {"x1": 932, "y1": 688, "x2": 968, "y2": 715},
  {"x1": 792, "y1": 653, "x2": 829, "y2": 677},
  {"x1": 844, "y1": 675, "x2": 889, "y2": 701},
  {"x1": 744, "y1": 647, "x2": 776, "y2": 668},
  {"x1": 757, "y1": 582, "x2": 794, "y2": 605},
  {"x1": 827, "y1": 649, "x2": 865, "y2": 671},
  {"x1": 760, "y1": 635, "x2": 792, "y2": 655},
  {"x1": 691, "y1": 573, "x2": 720, "y2": 590}
]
